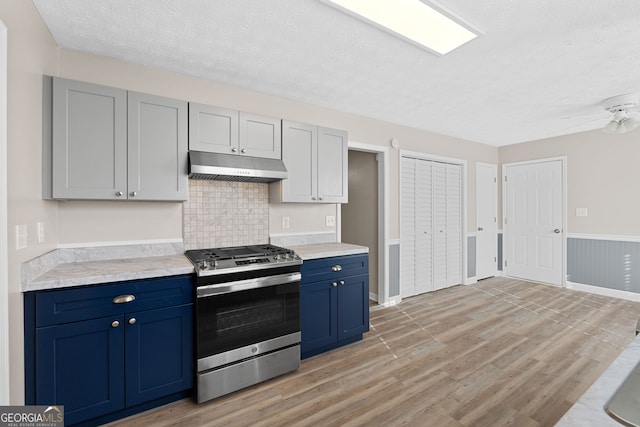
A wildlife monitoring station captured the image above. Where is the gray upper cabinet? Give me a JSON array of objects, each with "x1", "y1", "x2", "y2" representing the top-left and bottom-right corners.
[
  {"x1": 189, "y1": 103, "x2": 281, "y2": 159},
  {"x1": 48, "y1": 77, "x2": 188, "y2": 201},
  {"x1": 127, "y1": 92, "x2": 188, "y2": 201},
  {"x1": 317, "y1": 127, "x2": 348, "y2": 203},
  {"x1": 52, "y1": 77, "x2": 128, "y2": 200},
  {"x1": 271, "y1": 121, "x2": 348, "y2": 204},
  {"x1": 188, "y1": 104, "x2": 238, "y2": 155},
  {"x1": 239, "y1": 112, "x2": 282, "y2": 159}
]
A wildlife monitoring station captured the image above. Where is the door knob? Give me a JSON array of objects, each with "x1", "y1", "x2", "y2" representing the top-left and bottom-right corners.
[
  {"x1": 115, "y1": 191, "x2": 123, "y2": 197},
  {"x1": 111, "y1": 320, "x2": 120, "y2": 328},
  {"x1": 231, "y1": 147, "x2": 238, "y2": 153},
  {"x1": 241, "y1": 148, "x2": 247, "y2": 153},
  {"x1": 554, "y1": 229, "x2": 561, "y2": 233},
  {"x1": 128, "y1": 318, "x2": 136, "y2": 325}
]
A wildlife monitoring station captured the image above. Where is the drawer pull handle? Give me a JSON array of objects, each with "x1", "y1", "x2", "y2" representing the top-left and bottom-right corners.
[
  {"x1": 113, "y1": 294, "x2": 135, "y2": 304},
  {"x1": 331, "y1": 265, "x2": 342, "y2": 272},
  {"x1": 339, "y1": 280, "x2": 345, "y2": 285},
  {"x1": 111, "y1": 320, "x2": 120, "y2": 328},
  {"x1": 332, "y1": 282, "x2": 337, "y2": 287},
  {"x1": 129, "y1": 317, "x2": 137, "y2": 325}
]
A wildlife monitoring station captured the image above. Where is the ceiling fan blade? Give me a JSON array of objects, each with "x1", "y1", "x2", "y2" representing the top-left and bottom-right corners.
[
  {"x1": 560, "y1": 112, "x2": 610, "y2": 120},
  {"x1": 555, "y1": 115, "x2": 612, "y2": 133}
]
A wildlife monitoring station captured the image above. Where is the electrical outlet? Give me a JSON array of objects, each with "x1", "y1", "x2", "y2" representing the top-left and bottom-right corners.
[
  {"x1": 16, "y1": 224, "x2": 28, "y2": 250},
  {"x1": 325, "y1": 215, "x2": 336, "y2": 227},
  {"x1": 37, "y1": 222, "x2": 45, "y2": 243},
  {"x1": 282, "y1": 216, "x2": 290, "y2": 229}
]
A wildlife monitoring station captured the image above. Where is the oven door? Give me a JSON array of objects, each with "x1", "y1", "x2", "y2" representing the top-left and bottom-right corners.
[{"x1": 196, "y1": 272, "x2": 300, "y2": 370}]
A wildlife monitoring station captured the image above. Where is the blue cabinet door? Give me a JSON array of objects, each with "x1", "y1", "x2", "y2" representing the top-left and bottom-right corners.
[
  {"x1": 125, "y1": 304, "x2": 194, "y2": 406},
  {"x1": 300, "y1": 280, "x2": 337, "y2": 356},
  {"x1": 337, "y1": 274, "x2": 370, "y2": 340},
  {"x1": 36, "y1": 316, "x2": 125, "y2": 426}
]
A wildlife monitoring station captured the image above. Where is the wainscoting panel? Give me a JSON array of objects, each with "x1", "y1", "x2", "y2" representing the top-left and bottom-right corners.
[
  {"x1": 389, "y1": 242, "x2": 400, "y2": 299},
  {"x1": 497, "y1": 232, "x2": 503, "y2": 272},
  {"x1": 568, "y1": 237, "x2": 640, "y2": 294},
  {"x1": 467, "y1": 235, "x2": 476, "y2": 278}
]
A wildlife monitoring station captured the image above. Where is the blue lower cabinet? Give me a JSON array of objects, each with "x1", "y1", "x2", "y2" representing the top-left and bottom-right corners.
[
  {"x1": 26, "y1": 275, "x2": 194, "y2": 426},
  {"x1": 300, "y1": 280, "x2": 338, "y2": 354},
  {"x1": 300, "y1": 254, "x2": 369, "y2": 359},
  {"x1": 36, "y1": 316, "x2": 125, "y2": 425},
  {"x1": 125, "y1": 304, "x2": 193, "y2": 407}
]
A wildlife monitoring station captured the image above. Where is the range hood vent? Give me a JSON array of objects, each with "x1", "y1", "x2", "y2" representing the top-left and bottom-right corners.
[{"x1": 188, "y1": 151, "x2": 287, "y2": 183}]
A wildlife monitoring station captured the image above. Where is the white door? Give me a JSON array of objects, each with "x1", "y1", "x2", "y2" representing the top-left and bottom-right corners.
[
  {"x1": 476, "y1": 163, "x2": 497, "y2": 280},
  {"x1": 401, "y1": 157, "x2": 461, "y2": 297},
  {"x1": 504, "y1": 160, "x2": 564, "y2": 285}
]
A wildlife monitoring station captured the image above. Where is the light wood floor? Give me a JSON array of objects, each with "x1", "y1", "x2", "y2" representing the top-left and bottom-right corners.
[{"x1": 112, "y1": 277, "x2": 640, "y2": 427}]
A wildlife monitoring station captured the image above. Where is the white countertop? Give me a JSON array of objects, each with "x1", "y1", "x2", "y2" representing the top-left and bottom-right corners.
[
  {"x1": 21, "y1": 243, "x2": 194, "y2": 292},
  {"x1": 556, "y1": 332, "x2": 640, "y2": 426},
  {"x1": 288, "y1": 242, "x2": 368, "y2": 260},
  {"x1": 24, "y1": 254, "x2": 194, "y2": 292}
]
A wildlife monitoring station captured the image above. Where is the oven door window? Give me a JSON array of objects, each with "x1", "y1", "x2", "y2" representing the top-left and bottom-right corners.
[{"x1": 196, "y1": 282, "x2": 299, "y2": 359}]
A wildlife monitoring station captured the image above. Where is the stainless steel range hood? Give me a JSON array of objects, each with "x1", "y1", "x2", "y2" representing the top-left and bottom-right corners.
[{"x1": 188, "y1": 151, "x2": 287, "y2": 183}]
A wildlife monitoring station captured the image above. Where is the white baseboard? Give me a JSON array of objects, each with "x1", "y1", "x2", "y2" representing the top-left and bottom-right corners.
[
  {"x1": 369, "y1": 292, "x2": 378, "y2": 302},
  {"x1": 378, "y1": 296, "x2": 401, "y2": 307},
  {"x1": 565, "y1": 281, "x2": 640, "y2": 302},
  {"x1": 464, "y1": 276, "x2": 477, "y2": 285}
]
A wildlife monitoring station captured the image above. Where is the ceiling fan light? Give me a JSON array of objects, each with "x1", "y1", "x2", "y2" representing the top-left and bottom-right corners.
[
  {"x1": 622, "y1": 117, "x2": 639, "y2": 132},
  {"x1": 602, "y1": 120, "x2": 623, "y2": 134}
]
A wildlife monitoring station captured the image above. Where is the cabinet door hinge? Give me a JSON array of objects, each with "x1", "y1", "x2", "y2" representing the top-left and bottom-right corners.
[
  {"x1": 494, "y1": 257, "x2": 497, "y2": 262},
  {"x1": 504, "y1": 260, "x2": 507, "y2": 267}
]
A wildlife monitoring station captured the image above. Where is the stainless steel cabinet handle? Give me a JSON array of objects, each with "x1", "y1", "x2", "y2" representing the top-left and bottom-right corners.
[
  {"x1": 554, "y1": 229, "x2": 561, "y2": 234},
  {"x1": 115, "y1": 191, "x2": 124, "y2": 197},
  {"x1": 111, "y1": 320, "x2": 120, "y2": 328},
  {"x1": 130, "y1": 191, "x2": 137, "y2": 197},
  {"x1": 241, "y1": 148, "x2": 246, "y2": 153},
  {"x1": 331, "y1": 265, "x2": 342, "y2": 272},
  {"x1": 128, "y1": 318, "x2": 136, "y2": 325},
  {"x1": 231, "y1": 147, "x2": 238, "y2": 153},
  {"x1": 339, "y1": 280, "x2": 345, "y2": 285},
  {"x1": 113, "y1": 294, "x2": 136, "y2": 304},
  {"x1": 332, "y1": 282, "x2": 337, "y2": 287}
]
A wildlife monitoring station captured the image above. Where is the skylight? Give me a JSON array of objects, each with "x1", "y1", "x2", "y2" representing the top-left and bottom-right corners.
[{"x1": 326, "y1": 0, "x2": 478, "y2": 55}]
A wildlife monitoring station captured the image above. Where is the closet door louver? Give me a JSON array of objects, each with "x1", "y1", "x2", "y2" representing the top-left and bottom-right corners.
[
  {"x1": 400, "y1": 157, "x2": 416, "y2": 298},
  {"x1": 401, "y1": 157, "x2": 462, "y2": 298}
]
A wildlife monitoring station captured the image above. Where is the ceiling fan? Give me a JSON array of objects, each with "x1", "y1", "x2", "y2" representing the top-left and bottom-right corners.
[
  {"x1": 567, "y1": 94, "x2": 640, "y2": 134},
  {"x1": 600, "y1": 94, "x2": 640, "y2": 134}
]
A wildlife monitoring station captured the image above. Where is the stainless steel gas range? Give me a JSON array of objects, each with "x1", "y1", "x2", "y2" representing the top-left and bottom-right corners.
[{"x1": 185, "y1": 244, "x2": 302, "y2": 403}]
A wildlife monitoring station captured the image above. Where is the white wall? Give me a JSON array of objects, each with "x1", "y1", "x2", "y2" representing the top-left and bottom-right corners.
[{"x1": 499, "y1": 130, "x2": 640, "y2": 236}]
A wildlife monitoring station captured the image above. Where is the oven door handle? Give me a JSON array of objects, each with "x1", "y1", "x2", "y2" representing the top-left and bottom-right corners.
[{"x1": 196, "y1": 272, "x2": 301, "y2": 298}]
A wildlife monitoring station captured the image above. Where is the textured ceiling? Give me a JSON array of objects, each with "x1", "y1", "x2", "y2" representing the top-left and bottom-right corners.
[{"x1": 32, "y1": 0, "x2": 640, "y2": 146}]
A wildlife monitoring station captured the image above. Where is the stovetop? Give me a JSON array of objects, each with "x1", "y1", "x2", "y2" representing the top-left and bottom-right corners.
[{"x1": 185, "y1": 244, "x2": 302, "y2": 277}]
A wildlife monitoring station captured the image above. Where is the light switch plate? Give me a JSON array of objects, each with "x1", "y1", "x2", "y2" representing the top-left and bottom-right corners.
[
  {"x1": 16, "y1": 224, "x2": 27, "y2": 250},
  {"x1": 325, "y1": 215, "x2": 336, "y2": 227},
  {"x1": 37, "y1": 222, "x2": 45, "y2": 243},
  {"x1": 576, "y1": 208, "x2": 588, "y2": 217},
  {"x1": 282, "y1": 216, "x2": 290, "y2": 229}
]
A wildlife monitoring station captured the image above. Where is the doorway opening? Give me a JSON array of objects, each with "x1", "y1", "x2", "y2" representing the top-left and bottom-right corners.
[{"x1": 340, "y1": 142, "x2": 389, "y2": 306}]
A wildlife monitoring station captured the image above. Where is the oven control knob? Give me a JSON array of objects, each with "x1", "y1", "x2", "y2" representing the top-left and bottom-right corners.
[{"x1": 274, "y1": 254, "x2": 281, "y2": 260}]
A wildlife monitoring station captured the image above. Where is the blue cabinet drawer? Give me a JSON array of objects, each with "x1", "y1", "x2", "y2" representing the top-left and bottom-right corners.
[
  {"x1": 301, "y1": 254, "x2": 368, "y2": 283},
  {"x1": 35, "y1": 275, "x2": 194, "y2": 327}
]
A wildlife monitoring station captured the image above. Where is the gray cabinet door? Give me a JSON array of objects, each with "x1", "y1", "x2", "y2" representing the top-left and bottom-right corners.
[
  {"x1": 239, "y1": 112, "x2": 282, "y2": 159},
  {"x1": 52, "y1": 78, "x2": 127, "y2": 199},
  {"x1": 317, "y1": 127, "x2": 348, "y2": 203},
  {"x1": 128, "y1": 92, "x2": 188, "y2": 201},
  {"x1": 281, "y1": 121, "x2": 317, "y2": 202},
  {"x1": 188, "y1": 103, "x2": 238, "y2": 155}
]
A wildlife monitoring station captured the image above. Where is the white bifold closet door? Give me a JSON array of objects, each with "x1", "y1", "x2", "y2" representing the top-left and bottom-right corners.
[{"x1": 401, "y1": 157, "x2": 462, "y2": 298}]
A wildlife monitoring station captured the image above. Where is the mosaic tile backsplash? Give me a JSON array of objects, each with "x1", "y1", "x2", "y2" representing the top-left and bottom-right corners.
[{"x1": 183, "y1": 179, "x2": 269, "y2": 250}]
